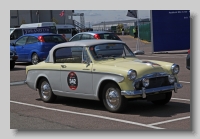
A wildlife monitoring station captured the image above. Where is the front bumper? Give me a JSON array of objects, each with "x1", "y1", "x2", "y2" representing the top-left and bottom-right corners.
[{"x1": 121, "y1": 82, "x2": 182, "y2": 98}]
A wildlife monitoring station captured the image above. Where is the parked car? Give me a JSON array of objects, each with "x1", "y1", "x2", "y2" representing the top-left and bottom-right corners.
[
  {"x1": 186, "y1": 49, "x2": 190, "y2": 70},
  {"x1": 25, "y1": 40, "x2": 182, "y2": 113},
  {"x1": 10, "y1": 50, "x2": 18, "y2": 69},
  {"x1": 68, "y1": 31, "x2": 121, "y2": 42},
  {"x1": 10, "y1": 33, "x2": 67, "y2": 65}
]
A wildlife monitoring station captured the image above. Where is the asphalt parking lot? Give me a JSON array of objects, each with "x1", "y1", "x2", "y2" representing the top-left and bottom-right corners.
[{"x1": 10, "y1": 35, "x2": 191, "y2": 130}]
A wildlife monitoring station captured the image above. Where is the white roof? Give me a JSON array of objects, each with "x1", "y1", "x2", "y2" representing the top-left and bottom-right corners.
[
  {"x1": 20, "y1": 22, "x2": 56, "y2": 28},
  {"x1": 48, "y1": 39, "x2": 125, "y2": 62}
]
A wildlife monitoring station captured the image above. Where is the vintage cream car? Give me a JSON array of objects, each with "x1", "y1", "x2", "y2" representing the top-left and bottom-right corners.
[{"x1": 25, "y1": 39, "x2": 183, "y2": 113}]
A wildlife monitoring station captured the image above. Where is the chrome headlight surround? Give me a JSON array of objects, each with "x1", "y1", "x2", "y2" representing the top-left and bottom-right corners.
[
  {"x1": 142, "y1": 78, "x2": 149, "y2": 87},
  {"x1": 127, "y1": 69, "x2": 137, "y2": 80},
  {"x1": 168, "y1": 74, "x2": 175, "y2": 84},
  {"x1": 171, "y1": 64, "x2": 180, "y2": 75}
]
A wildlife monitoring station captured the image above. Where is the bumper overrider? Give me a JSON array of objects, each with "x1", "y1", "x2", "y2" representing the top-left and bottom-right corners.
[{"x1": 121, "y1": 72, "x2": 183, "y2": 98}]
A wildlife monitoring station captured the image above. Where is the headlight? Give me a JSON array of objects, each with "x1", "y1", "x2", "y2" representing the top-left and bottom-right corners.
[
  {"x1": 171, "y1": 64, "x2": 179, "y2": 74},
  {"x1": 142, "y1": 78, "x2": 149, "y2": 87},
  {"x1": 168, "y1": 75, "x2": 175, "y2": 84},
  {"x1": 127, "y1": 69, "x2": 137, "y2": 80}
]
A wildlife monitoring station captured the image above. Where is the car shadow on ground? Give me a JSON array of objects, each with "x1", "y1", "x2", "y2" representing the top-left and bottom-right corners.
[
  {"x1": 16, "y1": 62, "x2": 32, "y2": 66},
  {"x1": 10, "y1": 67, "x2": 26, "y2": 71},
  {"x1": 124, "y1": 100, "x2": 190, "y2": 117},
  {"x1": 37, "y1": 96, "x2": 190, "y2": 117}
]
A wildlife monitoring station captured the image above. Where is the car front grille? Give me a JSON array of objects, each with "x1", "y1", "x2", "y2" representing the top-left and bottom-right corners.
[{"x1": 134, "y1": 76, "x2": 171, "y2": 90}]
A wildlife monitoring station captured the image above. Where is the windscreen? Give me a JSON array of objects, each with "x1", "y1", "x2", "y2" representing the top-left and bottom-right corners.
[{"x1": 89, "y1": 43, "x2": 135, "y2": 60}]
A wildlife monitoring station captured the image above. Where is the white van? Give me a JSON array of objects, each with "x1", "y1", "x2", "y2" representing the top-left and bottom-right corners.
[
  {"x1": 56, "y1": 24, "x2": 76, "y2": 41},
  {"x1": 10, "y1": 22, "x2": 57, "y2": 43}
]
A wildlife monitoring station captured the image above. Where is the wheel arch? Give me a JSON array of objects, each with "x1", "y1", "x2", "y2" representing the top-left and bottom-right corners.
[
  {"x1": 98, "y1": 79, "x2": 121, "y2": 101},
  {"x1": 35, "y1": 76, "x2": 49, "y2": 90}
]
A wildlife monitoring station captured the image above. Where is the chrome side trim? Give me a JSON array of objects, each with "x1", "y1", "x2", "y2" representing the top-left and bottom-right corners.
[
  {"x1": 27, "y1": 69, "x2": 124, "y2": 78},
  {"x1": 121, "y1": 83, "x2": 182, "y2": 96}
]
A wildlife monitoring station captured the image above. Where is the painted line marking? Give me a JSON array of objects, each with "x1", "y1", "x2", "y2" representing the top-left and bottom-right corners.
[
  {"x1": 10, "y1": 100, "x2": 164, "y2": 130},
  {"x1": 171, "y1": 98, "x2": 190, "y2": 101},
  {"x1": 148, "y1": 116, "x2": 190, "y2": 126},
  {"x1": 179, "y1": 81, "x2": 190, "y2": 84}
]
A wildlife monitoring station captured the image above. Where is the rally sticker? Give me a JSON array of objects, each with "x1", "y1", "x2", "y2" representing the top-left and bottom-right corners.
[{"x1": 67, "y1": 72, "x2": 78, "y2": 90}]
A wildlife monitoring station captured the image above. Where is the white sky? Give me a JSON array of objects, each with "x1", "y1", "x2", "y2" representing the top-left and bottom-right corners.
[{"x1": 73, "y1": 10, "x2": 150, "y2": 27}]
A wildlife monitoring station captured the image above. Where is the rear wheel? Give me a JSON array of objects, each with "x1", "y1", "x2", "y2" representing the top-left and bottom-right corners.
[
  {"x1": 31, "y1": 53, "x2": 39, "y2": 65},
  {"x1": 102, "y1": 83, "x2": 127, "y2": 113},
  {"x1": 151, "y1": 91, "x2": 172, "y2": 105},
  {"x1": 38, "y1": 78, "x2": 57, "y2": 103}
]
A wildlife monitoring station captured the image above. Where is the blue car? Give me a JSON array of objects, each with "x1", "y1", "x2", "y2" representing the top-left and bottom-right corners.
[{"x1": 10, "y1": 33, "x2": 67, "y2": 65}]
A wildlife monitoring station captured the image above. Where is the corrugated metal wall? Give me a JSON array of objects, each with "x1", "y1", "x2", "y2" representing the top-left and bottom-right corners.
[
  {"x1": 10, "y1": 10, "x2": 74, "y2": 27},
  {"x1": 139, "y1": 23, "x2": 151, "y2": 42}
]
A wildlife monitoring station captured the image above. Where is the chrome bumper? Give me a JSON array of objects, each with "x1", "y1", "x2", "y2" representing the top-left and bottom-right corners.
[{"x1": 121, "y1": 82, "x2": 183, "y2": 98}]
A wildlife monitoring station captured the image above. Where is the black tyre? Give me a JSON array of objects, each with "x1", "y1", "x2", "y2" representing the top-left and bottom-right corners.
[
  {"x1": 38, "y1": 78, "x2": 57, "y2": 103},
  {"x1": 10, "y1": 61, "x2": 15, "y2": 69},
  {"x1": 31, "y1": 53, "x2": 39, "y2": 65},
  {"x1": 102, "y1": 83, "x2": 127, "y2": 113},
  {"x1": 151, "y1": 91, "x2": 172, "y2": 105}
]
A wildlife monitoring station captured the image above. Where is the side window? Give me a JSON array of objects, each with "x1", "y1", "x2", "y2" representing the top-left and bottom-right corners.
[
  {"x1": 69, "y1": 34, "x2": 81, "y2": 42},
  {"x1": 10, "y1": 29, "x2": 23, "y2": 40},
  {"x1": 15, "y1": 36, "x2": 28, "y2": 46},
  {"x1": 55, "y1": 47, "x2": 83, "y2": 63},
  {"x1": 81, "y1": 34, "x2": 91, "y2": 40},
  {"x1": 89, "y1": 35, "x2": 94, "y2": 39},
  {"x1": 26, "y1": 36, "x2": 38, "y2": 44}
]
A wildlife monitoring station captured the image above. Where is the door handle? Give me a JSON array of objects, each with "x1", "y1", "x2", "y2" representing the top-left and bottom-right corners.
[{"x1": 61, "y1": 65, "x2": 66, "y2": 68}]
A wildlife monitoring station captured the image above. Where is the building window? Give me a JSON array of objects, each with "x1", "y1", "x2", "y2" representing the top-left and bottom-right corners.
[{"x1": 11, "y1": 16, "x2": 18, "y2": 18}]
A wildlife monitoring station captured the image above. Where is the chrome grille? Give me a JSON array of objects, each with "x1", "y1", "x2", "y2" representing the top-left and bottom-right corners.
[{"x1": 134, "y1": 76, "x2": 170, "y2": 90}]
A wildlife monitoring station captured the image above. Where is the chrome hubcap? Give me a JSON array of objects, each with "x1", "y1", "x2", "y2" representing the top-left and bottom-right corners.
[
  {"x1": 41, "y1": 81, "x2": 51, "y2": 100},
  {"x1": 106, "y1": 88, "x2": 120, "y2": 109},
  {"x1": 32, "y1": 54, "x2": 38, "y2": 64}
]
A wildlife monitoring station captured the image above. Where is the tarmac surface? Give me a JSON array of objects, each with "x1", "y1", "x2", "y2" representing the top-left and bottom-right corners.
[{"x1": 10, "y1": 35, "x2": 191, "y2": 131}]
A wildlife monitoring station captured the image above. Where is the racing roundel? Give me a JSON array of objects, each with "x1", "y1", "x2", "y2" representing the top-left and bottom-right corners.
[{"x1": 67, "y1": 72, "x2": 78, "y2": 90}]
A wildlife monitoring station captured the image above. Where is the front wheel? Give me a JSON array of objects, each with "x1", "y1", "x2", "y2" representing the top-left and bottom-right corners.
[
  {"x1": 102, "y1": 83, "x2": 127, "y2": 113},
  {"x1": 38, "y1": 78, "x2": 57, "y2": 103},
  {"x1": 151, "y1": 91, "x2": 172, "y2": 105}
]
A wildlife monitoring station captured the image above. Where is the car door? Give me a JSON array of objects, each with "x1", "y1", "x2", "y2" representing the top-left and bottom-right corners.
[
  {"x1": 54, "y1": 46, "x2": 93, "y2": 95},
  {"x1": 14, "y1": 36, "x2": 28, "y2": 61},
  {"x1": 24, "y1": 36, "x2": 39, "y2": 60}
]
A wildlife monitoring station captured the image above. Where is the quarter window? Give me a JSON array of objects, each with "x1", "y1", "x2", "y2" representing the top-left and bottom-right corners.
[
  {"x1": 26, "y1": 36, "x2": 38, "y2": 44},
  {"x1": 81, "y1": 34, "x2": 92, "y2": 40}
]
